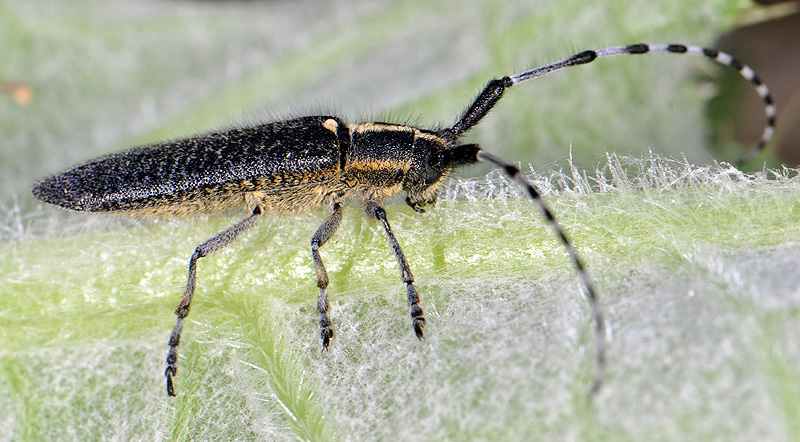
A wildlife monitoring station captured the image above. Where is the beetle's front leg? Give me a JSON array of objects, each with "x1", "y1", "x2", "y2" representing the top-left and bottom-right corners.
[{"x1": 364, "y1": 201, "x2": 425, "y2": 339}]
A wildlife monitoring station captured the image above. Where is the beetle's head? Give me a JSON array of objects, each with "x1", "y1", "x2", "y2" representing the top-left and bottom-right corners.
[{"x1": 403, "y1": 135, "x2": 481, "y2": 210}]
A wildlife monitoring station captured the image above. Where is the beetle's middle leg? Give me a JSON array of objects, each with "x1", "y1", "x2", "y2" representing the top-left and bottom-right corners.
[
  {"x1": 311, "y1": 202, "x2": 343, "y2": 350},
  {"x1": 364, "y1": 201, "x2": 425, "y2": 339}
]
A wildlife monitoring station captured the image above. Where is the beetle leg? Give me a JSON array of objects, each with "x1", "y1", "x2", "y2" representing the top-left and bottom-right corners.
[
  {"x1": 165, "y1": 205, "x2": 263, "y2": 397},
  {"x1": 364, "y1": 201, "x2": 425, "y2": 340},
  {"x1": 311, "y1": 202, "x2": 343, "y2": 350}
]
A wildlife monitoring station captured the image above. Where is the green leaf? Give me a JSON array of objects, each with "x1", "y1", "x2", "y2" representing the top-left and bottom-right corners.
[{"x1": 5, "y1": 0, "x2": 796, "y2": 441}]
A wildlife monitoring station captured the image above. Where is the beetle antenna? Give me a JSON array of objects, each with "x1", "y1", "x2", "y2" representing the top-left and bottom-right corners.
[
  {"x1": 446, "y1": 44, "x2": 775, "y2": 163},
  {"x1": 451, "y1": 146, "x2": 606, "y2": 397}
]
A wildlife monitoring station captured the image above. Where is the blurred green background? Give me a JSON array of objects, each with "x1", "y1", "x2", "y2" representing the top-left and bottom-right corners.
[
  {"x1": 2, "y1": 0, "x2": 799, "y2": 441},
  {"x1": 0, "y1": 0, "x2": 779, "y2": 219}
]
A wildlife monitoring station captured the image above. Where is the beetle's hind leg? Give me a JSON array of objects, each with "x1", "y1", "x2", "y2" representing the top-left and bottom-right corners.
[
  {"x1": 364, "y1": 201, "x2": 425, "y2": 339},
  {"x1": 311, "y1": 202, "x2": 344, "y2": 350},
  {"x1": 165, "y1": 205, "x2": 264, "y2": 397}
]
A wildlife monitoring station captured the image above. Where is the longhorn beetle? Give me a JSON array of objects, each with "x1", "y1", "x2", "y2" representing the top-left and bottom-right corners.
[{"x1": 32, "y1": 44, "x2": 776, "y2": 397}]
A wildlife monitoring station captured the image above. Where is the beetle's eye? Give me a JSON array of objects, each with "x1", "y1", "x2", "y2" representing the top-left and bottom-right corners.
[
  {"x1": 422, "y1": 151, "x2": 445, "y2": 185},
  {"x1": 424, "y1": 168, "x2": 441, "y2": 185}
]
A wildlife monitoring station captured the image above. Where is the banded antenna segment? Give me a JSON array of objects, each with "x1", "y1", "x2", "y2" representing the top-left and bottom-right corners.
[{"x1": 509, "y1": 44, "x2": 776, "y2": 164}]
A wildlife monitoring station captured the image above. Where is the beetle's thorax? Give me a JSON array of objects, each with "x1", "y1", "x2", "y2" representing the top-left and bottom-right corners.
[{"x1": 341, "y1": 122, "x2": 451, "y2": 205}]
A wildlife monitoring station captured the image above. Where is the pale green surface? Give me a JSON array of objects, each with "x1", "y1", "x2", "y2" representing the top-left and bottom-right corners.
[
  {"x1": 1, "y1": 0, "x2": 769, "y2": 214},
  {"x1": 3, "y1": 158, "x2": 800, "y2": 441},
  {"x1": 3, "y1": 0, "x2": 798, "y2": 441}
]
